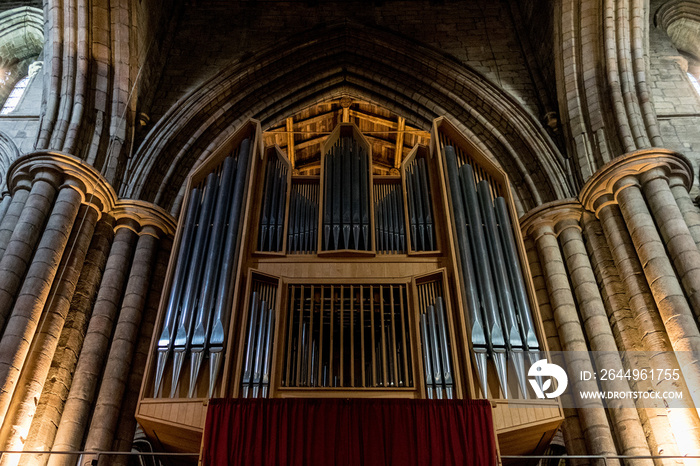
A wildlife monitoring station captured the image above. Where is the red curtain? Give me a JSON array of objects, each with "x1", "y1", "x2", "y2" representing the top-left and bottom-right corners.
[{"x1": 202, "y1": 398, "x2": 497, "y2": 466}]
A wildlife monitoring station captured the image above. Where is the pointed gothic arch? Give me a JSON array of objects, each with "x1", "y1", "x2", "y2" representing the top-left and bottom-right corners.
[{"x1": 125, "y1": 22, "x2": 572, "y2": 215}]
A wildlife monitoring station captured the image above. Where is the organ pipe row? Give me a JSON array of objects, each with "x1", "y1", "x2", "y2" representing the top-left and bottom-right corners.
[
  {"x1": 374, "y1": 183, "x2": 406, "y2": 254},
  {"x1": 154, "y1": 138, "x2": 250, "y2": 398},
  {"x1": 287, "y1": 182, "x2": 319, "y2": 254},
  {"x1": 405, "y1": 157, "x2": 436, "y2": 251},
  {"x1": 322, "y1": 137, "x2": 371, "y2": 251},
  {"x1": 443, "y1": 145, "x2": 539, "y2": 399},
  {"x1": 281, "y1": 284, "x2": 413, "y2": 389},
  {"x1": 258, "y1": 156, "x2": 288, "y2": 252},
  {"x1": 147, "y1": 121, "x2": 544, "y2": 405},
  {"x1": 417, "y1": 280, "x2": 454, "y2": 399},
  {"x1": 241, "y1": 280, "x2": 277, "y2": 398}
]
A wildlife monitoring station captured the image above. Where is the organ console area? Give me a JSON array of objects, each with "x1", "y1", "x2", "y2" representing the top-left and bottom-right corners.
[{"x1": 136, "y1": 116, "x2": 563, "y2": 461}]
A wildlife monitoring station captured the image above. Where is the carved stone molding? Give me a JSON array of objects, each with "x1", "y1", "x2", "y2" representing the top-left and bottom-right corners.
[
  {"x1": 579, "y1": 148, "x2": 694, "y2": 214},
  {"x1": 111, "y1": 200, "x2": 177, "y2": 238},
  {"x1": 5, "y1": 152, "x2": 176, "y2": 235},
  {"x1": 520, "y1": 199, "x2": 583, "y2": 238}
]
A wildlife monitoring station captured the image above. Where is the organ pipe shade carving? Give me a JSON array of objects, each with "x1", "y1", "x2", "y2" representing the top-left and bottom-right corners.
[
  {"x1": 153, "y1": 136, "x2": 252, "y2": 399},
  {"x1": 281, "y1": 284, "x2": 413, "y2": 389}
]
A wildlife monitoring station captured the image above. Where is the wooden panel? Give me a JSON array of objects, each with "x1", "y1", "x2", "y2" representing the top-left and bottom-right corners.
[{"x1": 493, "y1": 399, "x2": 563, "y2": 458}]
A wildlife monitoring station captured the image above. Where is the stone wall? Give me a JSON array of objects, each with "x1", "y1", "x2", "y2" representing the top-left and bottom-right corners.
[{"x1": 143, "y1": 0, "x2": 542, "y2": 135}]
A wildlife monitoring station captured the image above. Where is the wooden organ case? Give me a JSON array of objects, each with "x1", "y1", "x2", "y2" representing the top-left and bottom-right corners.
[{"x1": 136, "y1": 118, "x2": 563, "y2": 460}]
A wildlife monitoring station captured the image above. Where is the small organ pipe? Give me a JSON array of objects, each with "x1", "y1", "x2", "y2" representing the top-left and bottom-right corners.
[
  {"x1": 261, "y1": 308, "x2": 275, "y2": 398},
  {"x1": 242, "y1": 292, "x2": 260, "y2": 398},
  {"x1": 417, "y1": 158, "x2": 434, "y2": 250},
  {"x1": 252, "y1": 300, "x2": 268, "y2": 398}
]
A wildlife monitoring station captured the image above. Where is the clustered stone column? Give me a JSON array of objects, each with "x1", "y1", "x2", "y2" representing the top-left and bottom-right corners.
[
  {"x1": 0, "y1": 152, "x2": 175, "y2": 466},
  {"x1": 523, "y1": 149, "x2": 700, "y2": 461}
]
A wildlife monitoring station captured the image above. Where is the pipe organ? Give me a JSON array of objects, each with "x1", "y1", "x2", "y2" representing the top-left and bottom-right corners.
[{"x1": 137, "y1": 118, "x2": 562, "y2": 458}]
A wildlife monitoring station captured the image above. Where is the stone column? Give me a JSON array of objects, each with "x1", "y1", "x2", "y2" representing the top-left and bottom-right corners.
[
  {"x1": 48, "y1": 200, "x2": 175, "y2": 466},
  {"x1": 669, "y1": 175, "x2": 700, "y2": 249},
  {"x1": 0, "y1": 204, "x2": 98, "y2": 458},
  {"x1": 580, "y1": 149, "x2": 700, "y2": 456},
  {"x1": 0, "y1": 179, "x2": 81, "y2": 426},
  {"x1": 615, "y1": 178, "x2": 700, "y2": 410},
  {"x1": 640, "y1": 169, "x2": 700, "y2": 318},
  {"x1": 529, "y1": 222, "x2": 620, "y2": 464},
  {"x1": 0, "y1": 192, "x2": 11, "y2": 224},
  {"x1": 557, "y1": 215, "x2": 653, "y2": 464},
  {"x1": 48, "y1": 225, "x2": 139, "y2": 465},
  {"x1": 582, "y1": 214, "x2": 680, "y2": 460},
  {"x1": 0, "y1": 184, "x2": 29, "y2": 259},
  {"x1": 523, "y1": 235, "x2": 588, "y2": 464},
  {"x1": 0, "y1": 185, "x2": 30, "y2": 258},
  {"x1": 0, "y1": 172, "x2": 60, "y2": 332},
  {"x1": 83, "y1": 227, "x2": 160, "y2": 459},
  {"x1": 111, "y1": 238, "x2": 171, "y2": 464},
  {"x1": 21, "y1": 215, "x2": 115, "y2": 466}
]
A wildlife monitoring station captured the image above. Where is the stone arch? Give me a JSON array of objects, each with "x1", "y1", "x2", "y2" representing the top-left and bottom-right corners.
[
  {"x1": 0, "y1": 7, "x2": 43, "y2": 106},
  {"x1": 0, "y1": 131, "x2": 20, "y2": 193},
  {"x1": 125, "y1": 21, "x2": 572, "y2": 214}
]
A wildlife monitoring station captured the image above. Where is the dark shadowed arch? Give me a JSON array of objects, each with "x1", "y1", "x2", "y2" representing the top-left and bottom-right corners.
[{"x1": 125, "y1": 21, "x2": 572, "y2": 214}]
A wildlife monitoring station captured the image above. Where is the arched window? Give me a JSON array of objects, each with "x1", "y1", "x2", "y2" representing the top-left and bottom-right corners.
[
  {"x1": 0, "y1": 75, "x2": 30, "y2": 115},
  {"x1": 688, "y1": 72, "x2": 700, "y2": 97}
]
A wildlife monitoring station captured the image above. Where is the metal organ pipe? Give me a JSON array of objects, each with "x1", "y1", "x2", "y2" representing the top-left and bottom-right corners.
[
  {"x1": 207, "y1": 138, "x2": 251, "y2": 397},
  {"x1": 154, "y1": 188, "x2": 201, "y2": 397},
  {"x1": 458, "y1": 162, "x2": 508, "y2": 398},
  {"x1": 323, "y1": 136, "x2": 370, "y2": 251},
  {"x1": 170, "y1": 171, "x2": 219, "y2": 397},
  {"x1": 477, "y1": 180, "x2": 528, "y2": 398},
  {"x1": 189, "y1": 156, "x2": 236, "y2": 397},
  {"x1": 443, "y1": 146, "x2": 488, "y2": 397},
  {"x1": 495, "y1": 197, "x2": 539, "y2": 353}
]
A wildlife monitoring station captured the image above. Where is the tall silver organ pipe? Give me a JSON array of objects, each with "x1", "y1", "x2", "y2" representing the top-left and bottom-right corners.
[
  {"x1": 189, "y1": 156, "x2": 236, "y2": 397},
  {"x1": 153, "y1": 188, "x2": 201, "y2": 397},
  {"x1": 154, "y1": 138, "x2": 251, "y2": 398},
  {"x1": 170, "y1": 171, "x2": 219, "y2": 397},
  {"x1": 444, "y1": 145, "x2": 539, "y2": 398},
  {"x1": 443, "y1": 146, "x2": 488, "y2": 397},
  {"x1": 288, "y1": 182, "x2": 318, "y2": 254},
  {"x1": 322, "y1": 136, "x2": 371, "y2": 251}
]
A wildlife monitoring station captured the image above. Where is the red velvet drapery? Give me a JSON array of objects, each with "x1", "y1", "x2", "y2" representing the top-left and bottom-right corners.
[{"x1": 202, "y1": 398, "x2": 497, "y2": 466}]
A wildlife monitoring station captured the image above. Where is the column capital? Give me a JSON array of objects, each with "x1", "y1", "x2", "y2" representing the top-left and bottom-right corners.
[
  {"x1": 580, "y1": 148, "x2": 693, "y2": 212},
  {"x1": 111, "y1": 200, "x2": 177, "y2": 238},
  {"x1": 6, "y1": 151, "x2": 117, "y2": 215},
  {"x1": 520, "y1": 199, "x2": 583, "y2": 237}
]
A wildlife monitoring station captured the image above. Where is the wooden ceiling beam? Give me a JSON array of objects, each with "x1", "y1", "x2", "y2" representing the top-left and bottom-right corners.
[
  {"x1": 347, "y1": 109, "x2": 398, "y2": 129},
  {"x1": 394, "y1": 117, "x2": 405, "y2": 169},
  {"x1": 286, "y1": 117, "x2": 295, "y2": 168}
]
